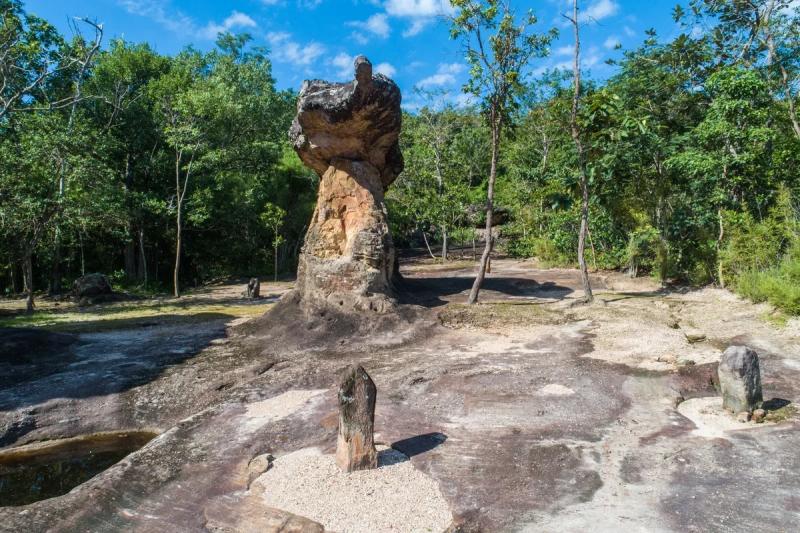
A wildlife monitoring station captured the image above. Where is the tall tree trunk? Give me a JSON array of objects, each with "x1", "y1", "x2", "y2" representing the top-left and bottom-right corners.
[
  {"x1": 174, "y1": 206, "x2": 182, "y2": 297},
  {"x1": 442, "y1": 226, "x2": 448, "y2": 262},
  {"x1": 570, "y1": 0, "x2": 594, "y2": 303},
  {"x1": 467, "y1": 110, "x2": 500, "y2": 305},
  {"x1": 421, "y1": 228, "x2": 436, "y2": 260},
  {"x1": 123, "y1": 154, "x2": 137, "y2": 280},
  {"x1": 50, "y1": 233, "x2": 62, "y2": 295},
  {"x1": 138, "y1": 228, "x2": 148, "y2": 286},
  {"x1": 274, "y1": 244, "x2": 279, "y2": 282},
  {"x1": 10, "y1": 261, "x2": 19, "y2": 295},
  {"x1": 717, "y1": 208, "x2": 725, "y2": 289},
  {"x1": 174, "y1": 151, "x2": 183, "y2": 298},
  {"x1": 23, "y1": 250, "x2": 34, "y2": 314}
]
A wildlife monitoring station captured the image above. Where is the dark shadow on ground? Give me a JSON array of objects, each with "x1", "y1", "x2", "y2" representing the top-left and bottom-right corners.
[
  {"x1": 399, "y1": 276, "x2": 573, "y2": 308},
  {"x1": 391, "y1": 432, "x2": 448, "y2": 457},
  {"x1": 0, "y1": 316, "x2": 228, "y2": 412}
]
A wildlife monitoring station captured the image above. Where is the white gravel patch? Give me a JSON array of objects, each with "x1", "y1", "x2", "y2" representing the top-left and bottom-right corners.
[
  {"x1": 677, "y1": 397, "x2": 772, "y2": 439},
  {"x1": 253, "y1": 446, "x2": 452, "y2": 533}
]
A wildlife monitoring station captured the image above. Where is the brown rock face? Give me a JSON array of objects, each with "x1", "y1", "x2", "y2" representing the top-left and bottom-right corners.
[
  {"x1": 290, "y1": 56, "x2": 402, "y2": 311},
  {"x1": 335, "y1": 364, "x2": 377, "y2": 472}
]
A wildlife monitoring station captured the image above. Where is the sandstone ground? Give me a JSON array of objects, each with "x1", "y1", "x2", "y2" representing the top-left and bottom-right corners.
[{"x1": 1, "y1": 259, "x2": 799, "y2": 532}]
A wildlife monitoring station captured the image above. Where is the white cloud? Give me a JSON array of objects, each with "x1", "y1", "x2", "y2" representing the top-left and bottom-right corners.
[
  {"x1": 416, "y1": 62, "x2": 464, "y2": 88},
  {"x1": 403, "y1": 18, "x2": 431, "y2": 37},
  {"x1": 332, "y1": 52, "x2": 355, "y2": 78},
  {"x1": 375, "y1": 62, "x2": 397, "y2": 77},
  {"x1": 580, "y1": 0, "x2": 619, "y2": 23},
  {"x1": 555, "y1": 45, "x2": 575, "y2": 57},
  {"x1": 384, "y1": 0, "x2": 453, "y2": 38},
  {"x1": 384, "y1": 0, "x2": 453, "y2": 17},
  {"x1": 267, "y1": 32, "x2": 326, "y2": 65},
  {"x1": 117, "y1": 0, "x2": 196, "y2": 35},
  {"x1": 603, "y1": 36, "x2": 621, "y2": 49},
  {"x1": 200, "y1": 11, "x2": 257, "y2": 39},
  {"x1": 623, "y1": 25, "x2": 636, "y2": 37},
  {"x1": 347, "y1": 13, "x2": 391, "y2": 38}
]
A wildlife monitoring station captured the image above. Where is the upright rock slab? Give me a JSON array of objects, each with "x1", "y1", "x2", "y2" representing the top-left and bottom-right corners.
[
  {"x1": 336, "y1": 364, "x2": 377, "y2": 472},
  {"x1": 289, "y1": 56, "x2": 403, "y2": 312},
  {"x1": 718, "y1": 346, "x2": 763, "y2": 413}
]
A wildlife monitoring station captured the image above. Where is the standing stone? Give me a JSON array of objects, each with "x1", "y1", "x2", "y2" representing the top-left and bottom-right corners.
[
  {"x1": 718, "y1": 346, "x2": 763, "y2": 413},
  {"x1": 246, "y1": 278, "x2": 260, "y2": 299},
  {"x1": 289, "y1": 56, "x2": 403, "y2": 312},
  {"x1": 336, "y1": 364, "x2": 377, "y2": 472}
]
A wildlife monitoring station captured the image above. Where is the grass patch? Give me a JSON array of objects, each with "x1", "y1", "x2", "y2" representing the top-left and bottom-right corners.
[
  {"x1": 765, "y1": 404, "x2": 796, "y2": 424},
  {"x1": 0, "y1": 301, "x2": 274, "y2": 333},
  {"x1": 438, "y1": 302, "x2": 563, "y2": 329}
]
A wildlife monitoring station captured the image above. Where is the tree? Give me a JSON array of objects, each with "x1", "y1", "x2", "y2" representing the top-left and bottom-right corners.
[
  {"x1": 261, "y1": 203, "x2": 286, "y2": 282},
  {"x1": 450, "y1": 0, "x2": 555, "y2": 304},
  {"x1": 565, "y1": 0, "x2": 593, "y2": 302}
]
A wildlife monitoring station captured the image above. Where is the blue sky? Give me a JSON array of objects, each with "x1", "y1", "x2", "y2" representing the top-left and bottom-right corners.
[{"x1": 26, "y1": 0, "x2": 682, "y2": 109}]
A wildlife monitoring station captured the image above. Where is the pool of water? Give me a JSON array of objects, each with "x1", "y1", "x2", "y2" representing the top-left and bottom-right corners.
[{"x1": 0, "y1": 430, "x2": 157, "y2": 507}]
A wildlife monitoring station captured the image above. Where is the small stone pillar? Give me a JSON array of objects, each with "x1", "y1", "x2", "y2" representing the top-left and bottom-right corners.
[
  {"x1": 336, "y1": 364, "x2": 377, "y2": 472},
  {"x1": 246, "y1": 278, "x2": 260, "y2": 299},
  {"x1": 718, "y1": 346, "x2": 763, "y2": 413}
]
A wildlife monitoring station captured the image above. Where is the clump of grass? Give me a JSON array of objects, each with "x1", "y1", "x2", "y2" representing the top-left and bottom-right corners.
[
  {"x1": 733, "y1": 238, "x2": 800, "y2": 315},
  {"x1": 0, "y1": 301, "x2": 274, "y2": 333},
  {"x1": 438, "y1": 302, "x2": 562, "y2": 329},
  {"x1": 765, "y1": 404, "x2": 796, "y2": 423}
]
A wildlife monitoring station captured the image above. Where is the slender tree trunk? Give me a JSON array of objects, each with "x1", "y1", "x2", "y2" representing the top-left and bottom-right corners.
[
  {"x1": 24, "y1": 250, "x2": 34, "y2": 314},
  {"x1": 717, "y1": 208, "x2": 725, "y2": 289},
  {"x1": 274, "y1": 244, "x2": 279, "y2": 282},
  {"x1": 10, "y1": 261, "x2": 19, "y2": 295},
  {"x1": 421, "y1": 228, "x2": 436, "y2": 259},
  {"x1": 442, "y1": 226, "x2": 448, "y2": 262},
  {"x1": 570, "y1": 0, "x2": 594, "y2": 303},
  {"x1": 174, "y1": 151, "x2": 183, "y2": 298},
  {"x1": 468, "y1": 111, "x2": 500, "y2": 305},
  {"x1": 79, "y1": 231, "x2": 85, "y2": 276},
  {"x1": 50, "y1": 232, "x2": 62, "y2": 295},
  {"x1": 138, "y1": 228, "x2": 148, "y2": 287}
]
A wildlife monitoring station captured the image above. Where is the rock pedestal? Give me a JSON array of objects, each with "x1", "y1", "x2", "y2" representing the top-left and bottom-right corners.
[
  {"x1": 289, "y1": 56, "x2": 403, "y2": 312},
  {"x1": 718, "y1": 346, "x2": 763, "y2": 413},
  {"x1": 336, "y1": 364, "x2": 377, "y2": 472}
]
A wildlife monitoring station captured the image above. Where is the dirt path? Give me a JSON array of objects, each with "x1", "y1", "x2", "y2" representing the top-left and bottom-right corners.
[{"x1": 1, "y1": 261, "x2": 799, "y2": 532}]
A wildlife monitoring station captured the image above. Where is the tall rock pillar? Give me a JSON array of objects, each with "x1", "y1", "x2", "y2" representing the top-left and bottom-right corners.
[{"x1": 289, "y1": 56, "x2": 403, "y2": 312}]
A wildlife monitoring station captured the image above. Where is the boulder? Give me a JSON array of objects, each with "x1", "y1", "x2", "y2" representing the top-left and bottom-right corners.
[
  {"x1": 72, "y1": 273, "x2": 112, "y2": 298},
  {"x1": 336, "y1": 364, "x2": 377, "y2": 472},
  {"x1": 289, "y1": 56, "x2": 402, "y2": 311},
  {"x1": 718, "y1": 346, "x2": 763, "y2": 414}
]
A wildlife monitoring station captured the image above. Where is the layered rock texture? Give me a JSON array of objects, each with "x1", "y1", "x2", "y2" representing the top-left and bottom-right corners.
[
  {"x1": 718, "y1": 345, "x2": 763, "y2": 413},
  {"x1": 289, "y1": 56, "x2": 402, "y2": 312}
]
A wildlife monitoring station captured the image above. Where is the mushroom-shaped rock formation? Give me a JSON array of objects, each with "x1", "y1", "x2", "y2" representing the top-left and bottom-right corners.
[{"x1": 289, "y1": 56, "x2": 403, "y2": 312}]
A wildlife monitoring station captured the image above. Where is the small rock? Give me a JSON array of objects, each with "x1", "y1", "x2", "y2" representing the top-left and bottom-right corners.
[
  {"x1": 657, "y1": 354, "x2": 677, "y2": 364},
  {"x1": 677, "y1": 358, "x2": 696, "y2": 366},
  {"x1": 684, "y1": 330, "x2": 706, "y2": 344},
  {"x1": 752, "y1": 408, "x2": 766, "y2": 423},
  {"x1": 718, "y1": 346, "x2": 763, "y2": 414},
  {"x1": 736, "y1": 411, "x2": 751, "y2": 423}
]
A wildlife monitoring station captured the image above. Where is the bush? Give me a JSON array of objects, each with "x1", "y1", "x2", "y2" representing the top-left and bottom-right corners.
[{"x1": 735, "y1": 241, "x2": 800, "y2": 314}]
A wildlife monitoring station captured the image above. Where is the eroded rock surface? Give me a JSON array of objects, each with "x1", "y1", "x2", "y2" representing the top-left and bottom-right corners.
[
  {"x1": 719, "y1": 345, "x2": 763, "y2": 413},
  {"x1": 289, "y1": 56, "x2": 402, "y2": 311},
  {"x1": 336, "y1": 364, "x2": 377, "y2": 472}
]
